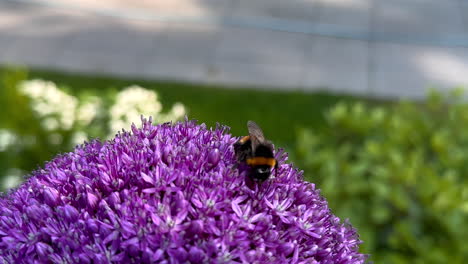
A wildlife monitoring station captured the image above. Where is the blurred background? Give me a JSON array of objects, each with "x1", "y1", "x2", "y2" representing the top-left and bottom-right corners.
[{"x1": 1, "y1": 0, "x2": 468, "y2": 263}]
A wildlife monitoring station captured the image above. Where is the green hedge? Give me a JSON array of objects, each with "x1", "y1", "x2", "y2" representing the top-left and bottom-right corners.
[
  {"x1": 295, "y1": 91, "x2": 468, "y2": 263},
  {"x1": 0, "y1": 67, "x2": 362, "y2": 191}
]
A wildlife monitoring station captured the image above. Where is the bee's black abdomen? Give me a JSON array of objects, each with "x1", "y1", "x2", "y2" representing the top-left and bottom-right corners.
[{"x1": 254, "y1": 144, "x2": 274, "y2": 158}]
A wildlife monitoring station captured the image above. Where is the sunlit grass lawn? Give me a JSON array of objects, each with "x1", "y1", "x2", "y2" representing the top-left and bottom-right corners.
[{"x1": 28, "y1": 69, "x2": 371, "y2": 150}]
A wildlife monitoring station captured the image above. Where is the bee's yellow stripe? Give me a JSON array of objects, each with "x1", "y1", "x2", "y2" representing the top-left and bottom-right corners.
[
  {"x1": 246, "y1": 157, "x2": 276, "y2": 167},
  {"x1": 239, "y1": 136, "x2": 250, "y2": 143}
]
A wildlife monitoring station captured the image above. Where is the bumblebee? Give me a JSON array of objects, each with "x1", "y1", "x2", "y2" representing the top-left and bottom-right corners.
[{"x1": 234, "y1": 121, "x2": 278, "y2": 181}]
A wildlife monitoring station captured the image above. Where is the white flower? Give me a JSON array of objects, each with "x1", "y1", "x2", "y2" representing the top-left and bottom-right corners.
[
  {"x1": 2, "y1": 169, "x2": 22, "y2": 189},
  {"x1": 171, "y1": 103, "x2": 186, "y2": 118},
  {"x1": 19, "y1": 79, "x2": 78, "y2": 130},
  {"x1": 108, "y1": 85, "x2": 185, "y2": 137},
  {"x1": 0, "y1": 129, "x2": 16, "y2": 152},
  {"x1": 41, "y1": 117, "x2": 59, "y2": 131},
  {"x1": 153, "y1": 102, "x2": 187, "y2": 124},
  {"x1": 19, "y1": 80, "x2": 186, "y2": 142},
  {"x1": 32, "y1": 101, "x2": 55, "y2": 116},
  {"x1": 71, "y1": 131, "x2": 88, "y2": 146},
  {"x1": 77, "y1": 97, "x2": 102, "y2": 126}
]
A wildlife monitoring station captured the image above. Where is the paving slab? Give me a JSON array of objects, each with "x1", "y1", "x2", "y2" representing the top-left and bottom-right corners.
[
  {"x1": 141, "y1": 61, "x2": 210, "y2": 83},
  {"x1": 151, "y1": 23, "x2": 221, "y2": 63},
  {"x1": 41, "y1": 0, "x2": 234, "y2": 17},
  {"x1": 0, "y1": 5, "x2": 89, "y2": 69},
  {"x1": 3, "y1": 0, "x2": 468, "y2": 99},
  {"x1": 459, "y1": 2, "x2": 468, "y2": 34},
  {"x1": 374, "y1": 0, "x2": 465, "y2": 38},
  {"x1": 208, "y1": 61, "x2": 303, "y2": 89},
  {"x1": 215, "y1": 27, "x2": 310, "y2": 65},
  {"x1": 232, "y1": 0, "x2": 320, "y2": 21},
  {"x1": 371, "y1": 42, "x2": 468, "y2": 99},
  {"x1": 302, "y1": 36, "x2": 369, "y2": 94},
  {"x1": 0, "y1": 35, "x2": 69, "y2": 69},
  {"x1": 315, "y1": 0, "x2": 371, "y2": 29},
  {"x1": 138, "y1": 23, "x2": 221, "y2": 82},
  {"x1": 64, "y1": 19, "x2": 164, "y2": 55},
  {"x1": 54, "y1": 50, "x2": 149, "y2": 78}
]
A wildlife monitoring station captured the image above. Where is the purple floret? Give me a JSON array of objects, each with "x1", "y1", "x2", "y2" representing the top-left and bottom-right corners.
[{"x1": 0, "y1": 118, "x2": 367, "y2": 263}]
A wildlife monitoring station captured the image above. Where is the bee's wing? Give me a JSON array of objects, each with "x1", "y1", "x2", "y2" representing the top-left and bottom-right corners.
[{"x1": 247, "y1": 121, "x2": 265, "y2": 148}]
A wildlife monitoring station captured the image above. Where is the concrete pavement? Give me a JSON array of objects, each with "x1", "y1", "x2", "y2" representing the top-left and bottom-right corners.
[{"x1": 2, "y1": 0, "x2": 468, "y2": 99}]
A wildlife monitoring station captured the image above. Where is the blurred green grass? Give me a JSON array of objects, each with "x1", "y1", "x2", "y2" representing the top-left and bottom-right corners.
[
  {"x1": 27, "y1": 68, "x2": 368, "y2": 149},
  {"x1": 1, "y1": 66, "x2": 376, "y2": 190}
]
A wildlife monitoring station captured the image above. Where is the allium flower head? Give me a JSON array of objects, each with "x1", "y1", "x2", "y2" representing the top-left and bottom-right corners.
[{"x1": 0, "y1": 118, "x2": 367, "y2": 263}]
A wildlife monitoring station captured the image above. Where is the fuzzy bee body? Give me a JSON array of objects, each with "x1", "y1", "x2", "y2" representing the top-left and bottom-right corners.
[{"x1": 234, "y1": 121, "x2": 278, "y2": 181}]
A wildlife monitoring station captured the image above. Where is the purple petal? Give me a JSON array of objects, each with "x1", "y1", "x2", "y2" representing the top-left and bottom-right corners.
[
  {"x1": 87, "y1": 193, "x2": 99, "y2": 209},
  {"x1": 188, "y1": 246, "x2": 205, "y2": 263},
  {"x1": 140, "y1": 172, "x2": 154, "y2": 185},
  {"x1": 142, "y1": 188, "x2": 157, "y2": 194},
  {"x1": 231, "y1": 202, "x2": 243, "y2": 218},
  {"x1": 103, "y1": 231, "x2": 119, "y2": 245},
  {"x1": 153, "y1": 249, "x2": 164, "y2": 261},
  {"x1": 43, "y1": 187, "x2": 59, "y2": 207},
  {"x1": 187, "y1": 220, "x2": 204, "y2": 236},
  {"x1": 62, "y1": 205, "x2": 79, "y2": 222},
  {"x1": 86, "y1": 219, "x2": 99, "y2": 233},
  {"x1": 121, "y1": 237, "x2": 139, "y2": 249},
  {"x1": 120, "y1": 220, "x2": 136, "y2": 238},
  {"x1": 35, "y1": 242, "x2": 53, "y2": 257},
  {"x1": 278, "y1": 242, "x2": 295, "y2": 256},
  {"x1": 168, "y1": 247, "x2": 188, "y2": 262},
  {"x1": 108, "y1": 192, "x2": 121, "y2": 208},
  {"x1": 207, "y1": 148, "x2": 220, "y2": 166}
]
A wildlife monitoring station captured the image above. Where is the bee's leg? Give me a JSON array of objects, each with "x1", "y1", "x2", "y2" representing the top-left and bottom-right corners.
[
  {"x1": 258, "y1": 178, "x2": 272, "y2": 201},
  {"x1": 259, "y1": 162, "x2": 278, "y2": 201},
  {"x1": 245, "y1": 172, "x2": 255, "y2": 190},
  {"x1": 274, "y1": 160, "x2": 279, "y2": 177}
]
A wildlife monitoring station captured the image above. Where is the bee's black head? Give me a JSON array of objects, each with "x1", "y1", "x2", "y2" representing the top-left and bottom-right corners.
[{"x1": 250, "y1": 165, "x2": 272, "y2": 181}]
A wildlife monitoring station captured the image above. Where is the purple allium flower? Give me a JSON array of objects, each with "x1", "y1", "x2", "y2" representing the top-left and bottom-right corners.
[{"x1": 0, "y1": 118, "x2": 367, "y2": 263}]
